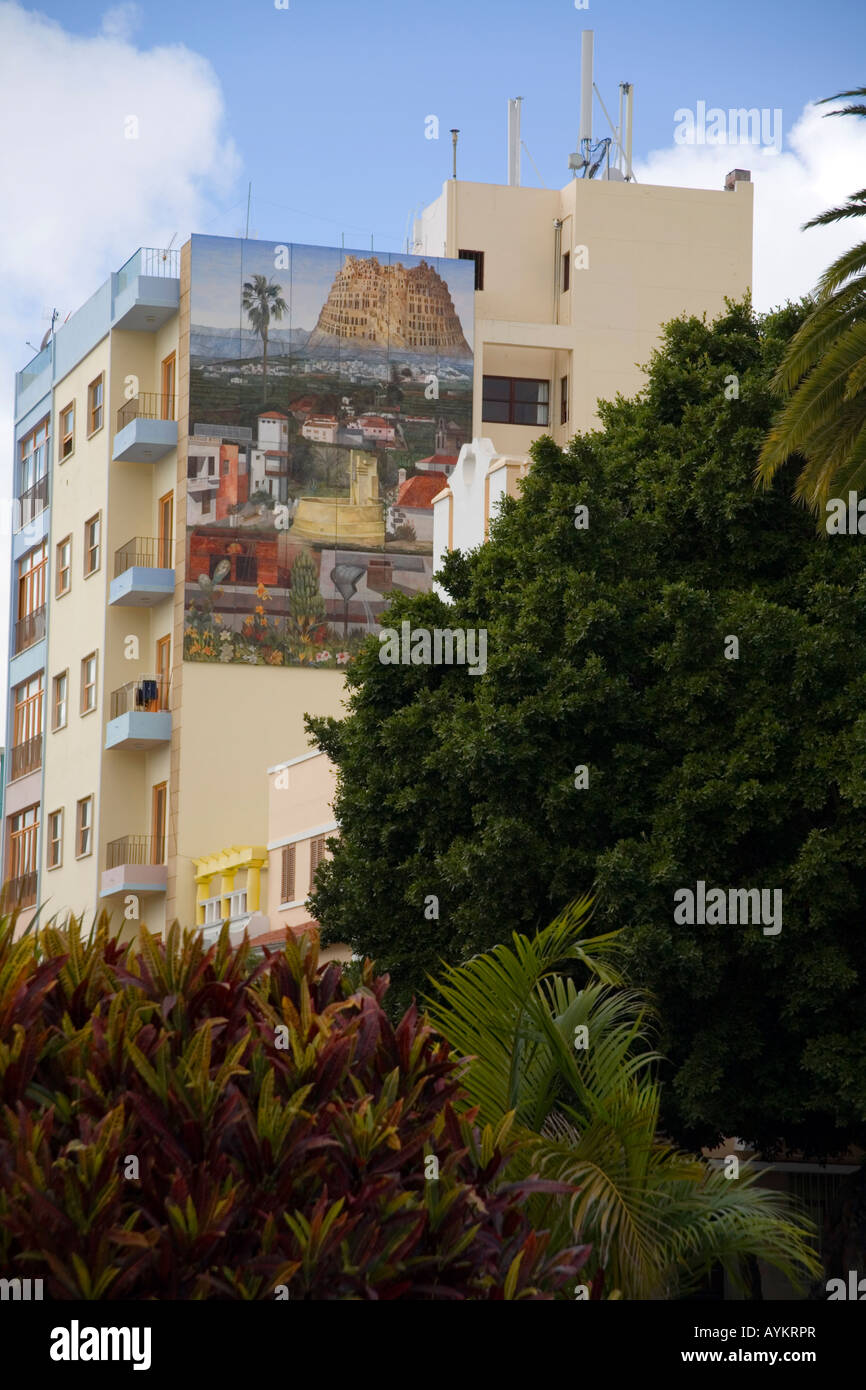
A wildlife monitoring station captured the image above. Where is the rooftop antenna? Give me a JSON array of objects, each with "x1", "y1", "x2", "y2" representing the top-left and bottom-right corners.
[
  {"x1": 450, "y1": 128, "x2": 459, "y2": 179},
  {"x1": 507, "y1": 97, "x2": 522, "y2": 185},
  {"x1": 162, "y1": 233, "x2": 177, "y2": 263},
  {"x1": 568, "y1": 30, "x2": 636, "y2": 181}
]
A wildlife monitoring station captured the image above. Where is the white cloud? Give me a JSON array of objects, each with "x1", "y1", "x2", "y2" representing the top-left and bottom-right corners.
[
  {"x1": 100, "y1": 2, "x2": 141, "y2": 42},
  {"x1": 634, "y1": 99, "x2": 866, "y2": 313},
  {"x1": 0, "y1": 0, "x2": 240, "y2": 725}
]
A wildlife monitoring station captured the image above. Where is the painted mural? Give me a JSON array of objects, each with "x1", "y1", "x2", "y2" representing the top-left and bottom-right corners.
[{"x1": 184, "y1": 235, "x2": 474, "y2": 668}]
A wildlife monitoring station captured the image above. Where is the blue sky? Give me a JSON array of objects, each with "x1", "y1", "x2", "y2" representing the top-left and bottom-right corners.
[{"x1": 23, "y1": 0, "x2": 866, "y2": 255}]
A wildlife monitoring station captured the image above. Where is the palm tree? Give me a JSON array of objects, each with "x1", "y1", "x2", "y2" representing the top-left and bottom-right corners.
[
  {"x1": 242, "y1": 274, "x2": 288, "y2": 395},
  {"x1": 756, "y1": 88, "x2": 866, "y2": 517},
  {"x1": 427, "y1": 898, "x2": 821, "y2": 1300}
]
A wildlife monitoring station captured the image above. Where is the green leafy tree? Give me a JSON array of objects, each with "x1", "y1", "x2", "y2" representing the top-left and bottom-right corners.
[
  {"x1": 427, "y1": 901, "x2": 821, "y2": 1300},
  {"x1": 308, "y1": 297, "x2": 866, "y2": 1155},
  {"x1": 242, "y1": 274, "x2": 288, "y2": 394},
  {"x1": 757, "y1": 89, "x2": 866, "y2": 514}
]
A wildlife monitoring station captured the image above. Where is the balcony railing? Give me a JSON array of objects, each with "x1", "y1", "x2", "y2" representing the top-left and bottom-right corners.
[
  {"x1": 114, "y1": 536, "x2": 173, "y2": 575},
  {"x1": 115, "y1": 247, "x2": 180, "y2": 297},
  {"x1": 109, "y1": 675, "x2": 170, "y2": 719},
  {"x1": 16, "y1": 475, "x2": 49, "y2": 531},
  {"x1": 117, "y1": 393, "x2": 175, "y2": 430},
  {"x1": 14, "y1": 606, "x2": 46, "y2": 654},
  {"x1": 2, "y1": 872, "x2": 38, "y2": 909},
  {"x1": 106, "y1": 835, "x2": 165, "y2": 870},
  {"x1": 10, "y1": 734, "x2": 42, "y2": 781}
]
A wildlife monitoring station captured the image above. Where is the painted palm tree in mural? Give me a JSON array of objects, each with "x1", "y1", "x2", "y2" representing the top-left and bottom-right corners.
[{"x1": 242, "y1": 274, "x2": 288, "y2": 395}]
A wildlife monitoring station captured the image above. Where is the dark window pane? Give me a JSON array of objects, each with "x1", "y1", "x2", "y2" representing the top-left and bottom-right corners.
[
  {"x1": 482, "y1": 376, "x2": 510, "y2": 400},
  {"x1": 482, "y1": 400, "x2": 510, "y2": 423}
]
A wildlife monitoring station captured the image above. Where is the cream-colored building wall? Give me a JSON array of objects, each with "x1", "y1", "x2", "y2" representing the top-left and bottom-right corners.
[
  {"x1": 42, "y1": 337, "x2": 111, "y2": 920},
  {"x1": 96, "y1": 320, "x2": 178, "y2": 939},
  {"x1": 169, "y1": 664, "x2": 346, "y2": 929},
  {"x1": 266, "y1": 750, "x2": 337, "y2": 924},
  {"x1": 418, "y1": 175, "x2": 753, "y2": 444}
]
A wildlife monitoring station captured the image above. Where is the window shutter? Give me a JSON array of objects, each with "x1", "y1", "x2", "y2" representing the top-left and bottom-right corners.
[{"x1": 281, "y1": 845, "x2": 295, "y2": 903}]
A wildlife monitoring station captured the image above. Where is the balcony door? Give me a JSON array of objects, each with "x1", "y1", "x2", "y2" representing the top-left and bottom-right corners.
[
  {"x1": 156, "y1": 635, "x2": 171, "y2": 710},
  {"x1": 151, "y1": 783, "x2": 167, "y2": 865},
  {"x1": 158, "y1": 491, "x2": 174, "y2": 569},
  {"x1": 161, "y1": 353, "x2": 176, "y2": 421}
]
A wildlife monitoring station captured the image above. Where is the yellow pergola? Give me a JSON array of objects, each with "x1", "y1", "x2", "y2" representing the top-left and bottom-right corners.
[{"x1": 192, "y1": 845, "x2": 267, "y2": 925}]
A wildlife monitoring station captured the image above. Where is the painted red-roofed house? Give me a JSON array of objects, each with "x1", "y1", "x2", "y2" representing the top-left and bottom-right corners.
[
  {"x1": 357, "y1": 414, "x2": 396, "y2": 444},
  {"x1": 388, "y1": 469, "x2": 448, "y2": 543}
]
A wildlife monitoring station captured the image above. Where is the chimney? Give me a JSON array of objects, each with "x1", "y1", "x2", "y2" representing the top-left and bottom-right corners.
[
  {"x1": 725, "y1": 168, "x2": 751, "y2": 191},
  {"x1": 398, "y1": 467, "x2": 407, "y2": 488}
]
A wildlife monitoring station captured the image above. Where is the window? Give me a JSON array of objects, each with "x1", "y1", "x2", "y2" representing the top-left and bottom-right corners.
[
  {"x1": 482, "y1": 376, "x2": 549, "y2": 427},
  {"x1": 19, "y1": 418, "x2": 49, "y2": 493},
  {"x1": 158, "y1": 491, "x2": 174, "y2": 569},
  {"x1": 560, "y1": 374, "x2": 569, "y2": 426},
  {"x1": 151, "y1": 783, "x2": 167, "y2": 865},
  {"x1": 18, "y1": 541, "x2": 47, "y2": 619},
  {"x1": 229, "y1": 889, "x2": 247, "y2": 918},
  {"x1": 203, "y1": 897, "x2": 222, "y2": 925},
  {"x1": 59, "y1": 403, "x2": 75, "y2": 460},
  {"x1": 8, "y1": 806, "x2": 39, "y2": 881},
  {"x1": 201, "y1": 493, "x2": 211, "y2": 516},
  {"x1": 53, "y1": 671, "x2": 68, "y2": 730},
  {"x1": 13, "y1": 673, "x2": 43, "y2": 747},
  {"x1": 81, "y1": 653, "x2": 97, "y2": 714},
  {"x1": 562, "y1": 252, "x2": 571, "y2": 294},
  {"x1": 458, "y1": 248, "x2": 485, "y2": 291},
  {"x1": 56, "y1": 536, "x2": 71, "y2": 597},
  {"x1": 280, "y1": 845, "x2": 296, "y2": 903},
  {"x1": 161, "y1": 353, "x2": 176, "y2": 420},
  {"x1": 76, "y1": 797, "x2": 93, "y2": 858},
  {"x1": 84, "y1": 514, "x2": 101, "y2": 576},
  {"x1": 47, "y1": 810, "x2": 63, "y2": 870},
  {"x1": 310, "y1": 835, "x2": 327, "y2": 882},
  {"x1": 87, "y1": 374, "x2": 104, "y2": 436}
]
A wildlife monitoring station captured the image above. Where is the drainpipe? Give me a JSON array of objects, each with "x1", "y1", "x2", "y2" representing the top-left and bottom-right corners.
[{"x1": 553, "y1": 219, "x2": 563, "y2": 324}]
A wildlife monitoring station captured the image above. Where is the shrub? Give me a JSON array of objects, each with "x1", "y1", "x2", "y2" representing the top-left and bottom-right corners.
[{"x1": 0, "y1": 915, "x2": 587, "y2": 1300}]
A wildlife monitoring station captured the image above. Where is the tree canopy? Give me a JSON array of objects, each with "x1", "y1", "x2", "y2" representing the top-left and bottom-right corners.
[{"x1": 307, "y1": 297, "x2": 866, "y2": 1156}]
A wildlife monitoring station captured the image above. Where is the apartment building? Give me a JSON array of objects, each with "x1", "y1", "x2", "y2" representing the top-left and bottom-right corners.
[
  {"x1": 2, "y1": 154, "x2": 753, "y2": 941},
  {"x1": 414, "y1": 166, "x2": 754, "y2": 559}
]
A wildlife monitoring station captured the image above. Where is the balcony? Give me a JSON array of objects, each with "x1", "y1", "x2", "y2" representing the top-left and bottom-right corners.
[
  {"x1": 105, "y1": 676, "x2": 171, "y2": 751},
  {"x1": 110, "y1": 537, "x2": 175, "y2": 607},
  {"x1": 14, "y1": 606, "x2": 46, "y2": 654},
  {"x1": 113, "y1": 394, "x2": 177, "y2": 464},
  {"x1": 1, "y1": 872, "x2": 38, "y2": 910},
  {"x1": 112, "y1": 247, "x2": 180, "y2": 332},
  {"x1": 16, "y1": 475, "x2": 49, "y2": 532},
  {"x1": 100, "y1": 835, "x2": 167, "y2": 898},
  {"x1": 10, "y1": 734, "x2": 42, "y2": 781}
]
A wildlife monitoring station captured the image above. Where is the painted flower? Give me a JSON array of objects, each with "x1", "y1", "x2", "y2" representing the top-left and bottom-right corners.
[
  {"x1": 315, "y1": 650, "x2": 332, "y2": 664},
  {"x1": 265, "y1": 649, "x2": 284, "y2": 665},
  {"x1": 256, "y1": 582, "x2": 271, "y2": 601},
  {"x1": 336, "y1": 651, "x2": 351, "y2": 665},
  {"x1": 214, "y1": 614, "x2": 222, "y2": 625},
  {"x1": 255, "y1": 605, "x2": 265, "y2": 616}
]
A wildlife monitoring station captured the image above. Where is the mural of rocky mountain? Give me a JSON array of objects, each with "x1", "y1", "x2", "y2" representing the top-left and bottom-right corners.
[{"x1": 306, "y1": 256, "x2": 471, "y2": 356}]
